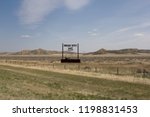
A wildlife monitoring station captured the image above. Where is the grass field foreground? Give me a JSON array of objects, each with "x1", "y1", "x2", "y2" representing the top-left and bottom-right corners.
[{"x1": 0, "y1": 65, "x2": 150, "y2": 100}]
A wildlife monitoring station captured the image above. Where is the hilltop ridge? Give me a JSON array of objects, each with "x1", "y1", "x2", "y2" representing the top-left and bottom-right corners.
[
  {"x1": 87, "y1": 48, "x2": 150, "y2": 55},
  {"x1": 0, "y1": 48, "x2": 150, "y2": 55}
]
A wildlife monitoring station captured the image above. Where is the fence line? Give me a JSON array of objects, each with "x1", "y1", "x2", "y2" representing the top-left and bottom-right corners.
[{"x1": 0, "y1": 60, "x2": 150, "y2": 78}]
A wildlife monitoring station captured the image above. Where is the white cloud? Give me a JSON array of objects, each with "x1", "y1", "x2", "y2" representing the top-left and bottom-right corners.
[
  {"x1": 88, "y1": 32, "x2": 98, "y2": 36},
  {"x1": 116, "y1": 27, "x2": 131, "y2": 33},
  {"x1": 134, "y1": 33, "x2": 144, "y2": 37},
  {"x1": 91, "y1": 33, "x2": 98, "y2": 36},
  {"x1": 21, "y1": 34, "x2": 31, "y2": 38},
  {"x1": 88, "y1": 28, "x2": 99, "y2": 36},
  {"x1": 64, "y1": 0, "x2": 90, "y2": 10},
  {"x1": 93, "y1": 28, "x2": 98, "y2": 32},
  {"x1": 19, "y1": 0, "x2": 90, "y2": 25},
  {"x1": 116, "y1": 22, "x2": 150, "y2": 33},
  {"x1": 19, "y1": 0, "x2": 59, "y2": 25}
]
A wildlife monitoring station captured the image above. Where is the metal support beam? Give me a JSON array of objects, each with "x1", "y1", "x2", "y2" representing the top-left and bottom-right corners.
[
  {"x1": 62, "y1": 43, "x2": 64, "y2": 59},
  {"x1": 77, "y1": 43, "x2": 79, "y2": 59}
]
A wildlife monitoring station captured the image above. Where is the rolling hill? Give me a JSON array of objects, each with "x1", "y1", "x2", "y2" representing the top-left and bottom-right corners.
[
  {"x1": 87, "y1": 48, "x2": 150, "y2": 55},
  {"x1": 0, "y1": 48, "x2": 150, "y2": 55},
  {"x1": 11, "y1": 48, "x2": 61, "y2": 55}
]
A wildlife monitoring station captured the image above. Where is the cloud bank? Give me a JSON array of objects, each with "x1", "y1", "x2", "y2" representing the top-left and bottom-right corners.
[{"x1": 19, "y1": 0, "x2": 90, "y2": 25}]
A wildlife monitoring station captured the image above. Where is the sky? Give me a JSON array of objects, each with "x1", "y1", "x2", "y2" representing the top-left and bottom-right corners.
[{"x1": 0, "y1": 0, "x2": 150, "y2": 52}]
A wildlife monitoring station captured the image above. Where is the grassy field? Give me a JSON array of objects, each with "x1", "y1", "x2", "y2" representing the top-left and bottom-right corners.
[{"x1": 0, "y1": 64, "x2": 150, "y2": 100}]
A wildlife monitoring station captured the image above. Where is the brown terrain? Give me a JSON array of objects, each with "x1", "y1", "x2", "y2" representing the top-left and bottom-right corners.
[{"x1": 0, "y1": 48, "x2": 150, "y2": 99}]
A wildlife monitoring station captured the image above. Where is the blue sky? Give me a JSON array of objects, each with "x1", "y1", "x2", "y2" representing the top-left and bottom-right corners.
[{"x1": 0, "y1": 0, "x2": 150, "y2": 52}]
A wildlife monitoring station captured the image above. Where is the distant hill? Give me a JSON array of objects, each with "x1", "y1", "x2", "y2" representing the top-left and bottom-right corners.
[
  {"x1": 0, "y1": 52, "x2": 12, "y2": 55},
  {"x1": 12, "y1": 48, "x2": 61, "y2": 55},
  {"x1": 87, "y1": 48, "x2": 150, "y2": 55},
  {"x1": 0, "y1": 48, "x2": 150, "y2": 55}
]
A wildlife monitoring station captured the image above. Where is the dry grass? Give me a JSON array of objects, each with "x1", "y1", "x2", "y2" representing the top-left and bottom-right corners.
[
  {"x1": 0, "y1": 61, "x2": 150, "y2": 85},
  {"x1": 0, "y1": 54, "x2": 150, "y2": 100},
  {"x1": 0, "y1": 64, "x2": 150, "y2": 100}
]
